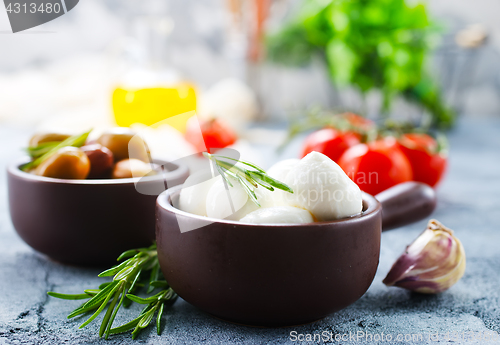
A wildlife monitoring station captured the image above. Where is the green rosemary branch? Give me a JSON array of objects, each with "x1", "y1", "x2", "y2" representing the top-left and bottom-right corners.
[
  {"x1": 47, "y1": 244, "x2": 176, "y2": 340},
  {"x1": 203, "y1": 152, "x2": 294, "y2": 207}
]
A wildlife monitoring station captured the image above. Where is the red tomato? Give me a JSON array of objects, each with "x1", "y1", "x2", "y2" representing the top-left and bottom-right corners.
[
  {"x1": 185, "y1": 118, "x2": 237, "y2": 153},
  {"x1": 301, "y1": 128, "x2": 361, "y2": 162},
  {"x1": 338, "y1": 138, "x2": 413, "y2": 195},
  {"x1": 340, "y1": 112, "x2": 375, "y2": 132},
  {"x1": 398, "y1": 133, "x2": 447, "y2": 187}
]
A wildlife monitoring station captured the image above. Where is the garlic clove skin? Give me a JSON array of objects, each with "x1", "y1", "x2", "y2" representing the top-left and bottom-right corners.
[{"x1": 383, "y1": 219, "x2": 466, "y2": 294}]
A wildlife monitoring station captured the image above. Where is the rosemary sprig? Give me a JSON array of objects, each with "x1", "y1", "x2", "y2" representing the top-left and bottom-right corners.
[
  {"x1": 47, "y1": 244, "x2": 177, "y2": 340},
  {"x1": 26, "y1": 141, "x2": 61, "y2": 159},
  {"x1": 22, "y1": 130, "x2": 91, "y2": 171},
  {"x1": 203, "y1": 152, "x2": 294, "y2": 207}
]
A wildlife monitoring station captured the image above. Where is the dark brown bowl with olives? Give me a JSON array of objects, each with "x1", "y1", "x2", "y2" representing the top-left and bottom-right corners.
[{"x1": 7, "y1": 129, "x2": 189, "y2": 266}]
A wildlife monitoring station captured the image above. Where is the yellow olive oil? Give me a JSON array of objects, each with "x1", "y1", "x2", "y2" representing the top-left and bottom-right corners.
[{"x1": 112, "y1": 83, "x2": 197, "y2": 132}]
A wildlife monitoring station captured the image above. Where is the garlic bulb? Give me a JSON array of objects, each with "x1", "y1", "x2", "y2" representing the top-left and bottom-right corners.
[{"x1": 383, "y1": 219, "x2": 466, "y2": 294}]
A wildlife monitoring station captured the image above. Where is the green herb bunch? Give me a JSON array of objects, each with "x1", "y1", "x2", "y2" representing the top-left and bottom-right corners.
[
  {"x1": 48, "y1": 244, "x2": 176, "y2": 340},
  {"x1": 267, "y1": 0, "x2": 454, "y2": 128}
]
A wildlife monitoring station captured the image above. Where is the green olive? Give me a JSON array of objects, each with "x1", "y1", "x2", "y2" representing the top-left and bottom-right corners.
[
  {"x1": 96, "y1": 128, "x2": 150, "y2": 162},
  {"x1": 35, "y1": 147, "x2": 90, "y2": 179},
  {"x1": 112, "y1": 159, "x2": 156, "y2": 179},
  {"x1": 29, "y1": 132, "x2": 71, "y2": 147}
]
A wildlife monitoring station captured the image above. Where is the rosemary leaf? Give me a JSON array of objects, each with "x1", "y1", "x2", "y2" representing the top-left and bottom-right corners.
[
  {"x1": 110, "y1": 304, "x2": 154, "y2": 335},
  {"x1": 79, "y1": 283, "x2": 121, "y2": 329},
  {"x1": 117, "y1": 249, "x2": 142, "y2": 261},
  {"x1": 26, "y1": 141, "x2": 60, "y2": 158},
  {"x1": 22, "y1": 130, "x2": 91, "y2": 171},
  {"x1": 109, "y1": 315, "x2": 142, "y2": 334},
  {"x1": 248, "y1": 171, "x2": 294, "y2": 194},
  {"x1": 235, "y1": 175, "x2": 260, "y2": 207},
  {"x1": 99, "y1": 257, "x2": 134, "y2": 277},
  {"x1": 156, "y1": 302, "x2": 165, "y2": 335},
  {"x1": 138, "y1": 308, "x2": 156, "y2": 328},
  {"x1": 81, "y1": 282, "x2": 119, "y2": 310},
  {"x1": 127, "y1": 290, "x2": 166, "y2": 304},
  {"x1": 147, "y1": 261, "x2": 160, "y2": 294},
  {"x1": 214, "y1": 162, "x2": 233, "y2": 187},
  {"x1": 150, "y1": 280, "x2": 169, "y2": 288},
  {"x1": 104, "y1": 287, "x2": 127, "y2": 340},
  {"x1": 83, "y1": 289, "x2": 100, "y2": 296},
  {"x1": 128, "y1": 269, "x2": 142, "y2": 293},
  {"x1": 126, "y1": 294, "x2": 153, "y2": 305},
  {"x1": 114, "y1": 266, "x2": 136, "y2": 281},
  {"x1": 99, "y1": 282, "x2": 123, "y2": 337},
  {"x1": 209, "y1": 154, "x2": 266, "y2": 173},
  {"x1": 47, "y1": 292, "x2": 92, "y2": 300}
]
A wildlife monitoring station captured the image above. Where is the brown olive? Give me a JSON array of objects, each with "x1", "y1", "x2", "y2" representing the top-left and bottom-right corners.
[
  {"x1": 35, "y1": 147, "x2": 90, "y2": 179},
  {"x1": 96, "y1": 128, "x2": 150, "y2": 162},
  {"x1": 29, "y1": 132, "x2": 71, "y2": 147},
  {"x1": 112, "y1": 159, "x2": 157, "y2": 179},
  {"x1": 81, "y1": 144, "x2": 114, "y2": 179}
]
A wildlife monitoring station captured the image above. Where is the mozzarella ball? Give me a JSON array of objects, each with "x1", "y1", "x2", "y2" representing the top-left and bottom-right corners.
[
  {"x1": 267, "y1": 158, "x2": 299, "y2": 181},
  {"x1": 206, "y1": 177, "x2": 258, "y2": 220},
  {"x1": 179, "y1": 172, "x2": 220, "y2": 217},
  {"x1": 253, "y1": 186, "x2": 281, "y2": 208},
  {"x1": 284, "y1": 151, "x2": 362, "y2": 221},
  {"x1": 239, "y1": 206, "x2": 314, "y2": 225},
  {"x1": 233, "y1": 198, "x2": 260, "y2": 221},
  {"x1": 255, "y1": 158, "x2": 299, "y2": 208}
]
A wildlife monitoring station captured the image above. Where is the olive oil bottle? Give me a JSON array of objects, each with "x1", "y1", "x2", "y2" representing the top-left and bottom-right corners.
[{"x1": 112, "y1": 13, "x2": 197, "y2": 132}]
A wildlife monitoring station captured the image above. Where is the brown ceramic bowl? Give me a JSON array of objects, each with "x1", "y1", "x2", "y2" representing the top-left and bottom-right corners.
[
  {"x1": 8, "y1": 159, "x2": 188, "y2": 266},
  {"x1": 156, "y1": 182, "x2": 436, "y2": 327}
]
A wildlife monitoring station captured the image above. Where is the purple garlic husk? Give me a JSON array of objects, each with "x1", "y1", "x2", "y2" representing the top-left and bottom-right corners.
[{"x1": 383, "y1": 219, "x2": 466, "y2": 294}]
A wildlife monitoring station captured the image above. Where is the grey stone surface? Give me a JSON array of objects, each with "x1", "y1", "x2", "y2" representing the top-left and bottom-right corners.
[{"x1": 0, "y1": 118, "x2": 499, "y2": 344}]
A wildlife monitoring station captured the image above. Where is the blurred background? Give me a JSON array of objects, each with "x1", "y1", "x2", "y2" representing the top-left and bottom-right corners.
[{"x1": 0, "y1": 0, "x2": 498, "y2": 146}]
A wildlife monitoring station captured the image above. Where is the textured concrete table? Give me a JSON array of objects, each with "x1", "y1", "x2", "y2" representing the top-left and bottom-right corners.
[{"x1": 1, "y1": 119, "x2": 499, "y2": 344}]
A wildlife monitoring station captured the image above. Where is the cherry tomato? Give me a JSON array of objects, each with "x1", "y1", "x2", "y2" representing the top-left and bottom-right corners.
[
  {"x1": 398, "y1": 133, "x2": 447, "y2": 187},
  {"x1": 301, "y1": 127, "x2": 361, "y2": 162},
  {"x1": 338, "y1": 138, "x2": 413, "y2": 195},
  {"x1": 185, "y1": 118, "x2": 237, "y2": 153},
  {"x1": 340, "y1": 112, "x2": 375, "y2": 132}
]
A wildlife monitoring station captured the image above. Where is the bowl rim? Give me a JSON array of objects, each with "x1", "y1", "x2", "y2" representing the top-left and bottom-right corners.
[
  {"x1": 8, "y1": 157, "x2": 189, "y2": 185},
  {"x1": 157, "y1": 184, "x2": 381, "y2": 228}
]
